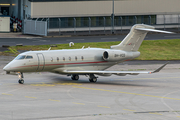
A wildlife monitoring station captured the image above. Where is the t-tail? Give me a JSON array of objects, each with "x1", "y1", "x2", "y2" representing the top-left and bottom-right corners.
[{"x1": 111, "y1": 24, "x2": 174, "y2": 52}]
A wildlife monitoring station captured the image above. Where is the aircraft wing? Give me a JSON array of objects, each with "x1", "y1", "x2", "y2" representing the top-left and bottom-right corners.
[{"x1": 64, "y1": 62, "x2": 169, "y2": 75}]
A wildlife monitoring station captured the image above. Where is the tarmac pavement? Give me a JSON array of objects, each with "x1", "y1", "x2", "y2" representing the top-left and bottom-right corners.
[{"x1": 0, "y1": 56, "x2": 180, "y2": 120}]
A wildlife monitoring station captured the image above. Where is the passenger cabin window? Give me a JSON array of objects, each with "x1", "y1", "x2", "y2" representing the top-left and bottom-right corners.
[
  {"x1": 81, "y1": 56, "x2": 84, "y2": 61},
  {"x1": 63, "y1": 57, "x2": 65, "y2": 61},
  {"x1": 25, "y1": 56, "x2": 33, "y2": 59},
  {"x1": 51, "y1": 57, "x2": 53, "y2": 62},
  {"x1": 15, "y1": 55, "x2": 26, "y2": 60},
  {"x1": 57, "y1": 57, "x2": 59, "y2": 62},
  {"x1": 69, "y1": 57, "x2": 71, "y2": 61},
  {"x1": 75, "y1": 56, "x2": 77, "y2": 61}
]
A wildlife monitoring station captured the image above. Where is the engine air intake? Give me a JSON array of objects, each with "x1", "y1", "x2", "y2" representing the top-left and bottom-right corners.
[{"x1": 103, "y1": 51, "x2": 109, "y2": 60}]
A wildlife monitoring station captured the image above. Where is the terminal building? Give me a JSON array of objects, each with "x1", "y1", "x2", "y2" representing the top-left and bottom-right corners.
[{"x1": 0, "y1": 0, "x2": 180, "y2": 35}]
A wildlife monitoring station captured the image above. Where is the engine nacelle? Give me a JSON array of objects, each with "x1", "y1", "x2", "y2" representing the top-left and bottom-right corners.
[{"x1": 102, "y1": 50, "x2": 140, "y2": 61}]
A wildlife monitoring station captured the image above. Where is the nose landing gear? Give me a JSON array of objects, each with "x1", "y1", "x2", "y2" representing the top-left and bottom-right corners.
[
  {"x1": 18, "y1": 72, "x2": 24, "y2": 84},
  {"x1": 89, "y1": 74, "x2": 98, "y2": 83}
]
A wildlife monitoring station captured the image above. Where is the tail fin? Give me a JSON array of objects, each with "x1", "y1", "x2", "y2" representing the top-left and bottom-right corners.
[{"x1": 111, "y1": 24, "x2": 174, "y2": 52}]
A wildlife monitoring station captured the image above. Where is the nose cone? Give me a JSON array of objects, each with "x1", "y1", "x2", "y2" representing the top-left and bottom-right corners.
[
  {"x1": 3, "y1": 65, "x2": 10, "y2": 71},
  {"x1": 3, "y1": 61, "x2": 15, "y2": 72}
]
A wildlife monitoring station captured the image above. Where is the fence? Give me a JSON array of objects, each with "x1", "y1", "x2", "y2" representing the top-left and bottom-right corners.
[
  {"x1": 23, "y1": 19, "x2": 47, "y2": 36},
  {"x1": 47, "y1": 15, "x2": 180, "y2": 36},
  {"x1": 23, "y1": 14, "x2": 180, "y2": 36}
]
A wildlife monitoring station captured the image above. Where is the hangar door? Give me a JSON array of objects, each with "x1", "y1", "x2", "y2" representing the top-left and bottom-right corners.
[{"x1": 23, "y1": 19, "x2": 47, "y2": 36}]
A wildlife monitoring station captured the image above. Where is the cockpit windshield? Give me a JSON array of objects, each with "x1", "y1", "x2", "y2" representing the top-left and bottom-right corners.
[
  {"x1": 15, "y1": 55, "x2": 33, "y2": 60},
  {"x1": 26, "y1": 56, "x2": 33, "y2": 59},
  {"x1": 15, "y1": 55, "x2": 26, "y2": 60}
]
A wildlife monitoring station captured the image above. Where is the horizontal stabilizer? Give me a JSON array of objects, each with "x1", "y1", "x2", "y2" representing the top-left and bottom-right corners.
[{"x1": 135, "y1": 28, "x2": 174, "y2": 34}]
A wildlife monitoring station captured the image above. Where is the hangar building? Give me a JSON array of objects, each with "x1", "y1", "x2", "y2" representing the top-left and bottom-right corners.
[{"x1": 0, "y1": 0, "x2": 180, "y2": 35}]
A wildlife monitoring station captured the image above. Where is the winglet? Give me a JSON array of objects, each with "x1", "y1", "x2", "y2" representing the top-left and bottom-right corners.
[{"x1": 152, "y1": 61, "x2": 169, "y2": 73}]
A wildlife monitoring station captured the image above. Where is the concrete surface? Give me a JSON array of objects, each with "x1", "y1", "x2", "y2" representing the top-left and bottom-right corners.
[{"x1": 0, "y1": 56, "x2": 180, "y2": 120}]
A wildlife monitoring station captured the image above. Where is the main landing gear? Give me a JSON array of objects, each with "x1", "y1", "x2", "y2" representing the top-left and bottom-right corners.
[
  {"x1": 70, "y1": 74, "x2": 98, "y2": 83},
  {"x1": 18, "y1": 72, "x2": 24, "y2": 84},
  {"x1": 89, "y1": 74, "x2": 98, "y2": 83},
  {"x1": 71, "y1": 74, "x2": 79, "y2": 80}
]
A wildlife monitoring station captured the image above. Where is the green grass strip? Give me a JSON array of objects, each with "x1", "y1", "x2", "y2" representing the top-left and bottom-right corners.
[{"x1": 7, "y1": 39, "x2": 180, "y2": 60}]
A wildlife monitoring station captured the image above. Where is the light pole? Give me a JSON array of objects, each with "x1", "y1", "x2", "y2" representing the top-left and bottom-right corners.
[{"x1": 112, "y1": 0, "x2": 115, "y2": 34}]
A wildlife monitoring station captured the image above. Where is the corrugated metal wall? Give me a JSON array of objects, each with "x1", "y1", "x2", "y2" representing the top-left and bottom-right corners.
[{"x1": 30, "y1": 0, "x2": 180, "y2": 18}]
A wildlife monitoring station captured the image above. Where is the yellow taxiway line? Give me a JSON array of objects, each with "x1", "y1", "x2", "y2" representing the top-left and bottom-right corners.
[
  {"x1": 149, "y1": 112, "x2": 162, "y2": 115},
  {"x1": 73, "y1": 102, "x2": 85, "y2": 105},
  {"x1": 2, "y1": 93, "x2": 13, "y2": 96},
  {"x1": 25, "y1": 96, "x2": 37, "y2": 99},
  {"x1": 73, "y1": 86, "x2": 180, "y2": 101},
  {"x1": 48, "y1": 99, "x2": 61, "y2": 102},
  {"x1": 123, "y1": 109, "x2": 136, "y2": 112},
  {"x1": 98, "y1": 105, "x2": 110, "y2": 108}
]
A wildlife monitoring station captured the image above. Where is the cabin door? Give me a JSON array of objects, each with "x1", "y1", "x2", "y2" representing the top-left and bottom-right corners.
[{"x1": 37, "y1": 53, "x2": 45, "y2": 71}]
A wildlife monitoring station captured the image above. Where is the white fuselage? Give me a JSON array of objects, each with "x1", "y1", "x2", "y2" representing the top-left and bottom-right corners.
[{"x1": 3, "y1": 48, "x2": 139, "y2": 74}]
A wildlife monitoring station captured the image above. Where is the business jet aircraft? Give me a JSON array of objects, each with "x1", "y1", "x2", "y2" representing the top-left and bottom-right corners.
[{"x1": 3, "y1": 24, "x2": 172, "y2": 84}]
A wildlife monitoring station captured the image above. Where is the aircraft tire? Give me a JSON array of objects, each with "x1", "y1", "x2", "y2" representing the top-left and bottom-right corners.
[
  {"x1": 89, "y1": 79, "x2": 93, "y2": 82},
  {"x1": 71, "y1": 75, "x2": 79, "y2": 80},
  {"x1": 74, "y1": 75, "x2": 79, "y2": 80},
  {"x1": 89, "y1": 78, "x2": 97, "y2": 83},
  {"x1": 92, "y1": 78, "x2": 97, "y2": 82},
  {"x1": 18, "y1": 79, "x2": 24, "y2": 84},
  {"x1": 71, "y1": 76, "x2": 75, "y2": 80}
]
